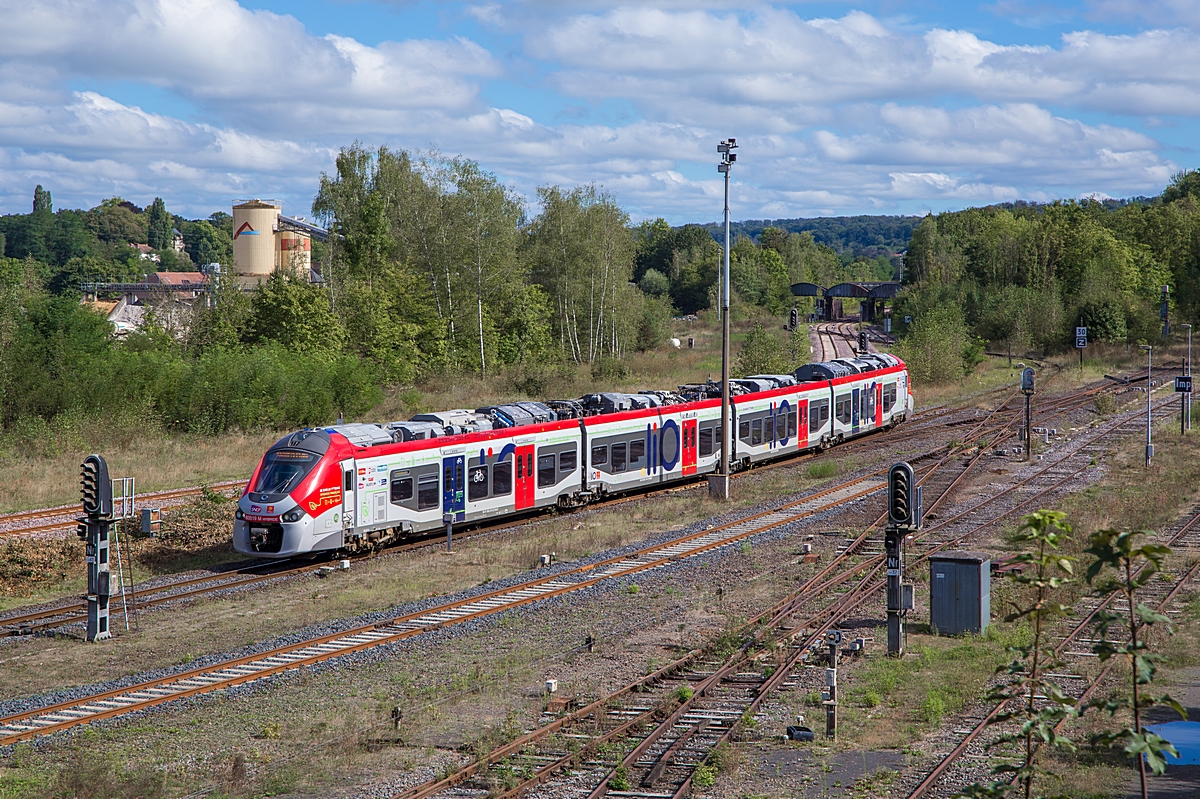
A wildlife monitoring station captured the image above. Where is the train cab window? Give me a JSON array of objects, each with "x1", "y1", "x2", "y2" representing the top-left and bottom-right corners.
[
  {"x1": 492, "y1": 460, "x2": 512, "y2": 496},
  {"x1": 751, "y1": 419, "x2": 762, "y2": 446},
  {"x1": 699, "y1": 427, "x2": 713, "y2": 456},
  {"x1": 344, "y1": 469, "x2": 353, "y2": 492},
  {"x1": 468, "y1": 465, "x2": 489, "y2": 501},
  {"x1": 883, "y1": 384, "x2": 897, "y2": 413},
  {"x1": 788, "y1": 410, "x2": 798, "y2": 438},
  {"x1": 559, "y1": 448, "x2": 577, "y2": 472},
  {"x1": 738, "y1": 420, "x2": 750, "y2": 442},
  {"x1": 389, "y1": 474, "x2": 413, "y2": 503},
  {"x1": 611, "y1": 442, "x2": 628, "y2": 473},
  {"x1": 835, "y1": 394, "x2": 852, "y2": 425},
  {"x1": 591, "y1": 444, "x2": 608, "y2": 466},
  {"x1": 630, "y1": 438, "x2": 646, "y2": 468},
  {"x1": 417, "y1": 474, "x2": 439, "y2": 510},
  {"x1": 537, "y1": 454, "x2": 556, "y2": 487}
]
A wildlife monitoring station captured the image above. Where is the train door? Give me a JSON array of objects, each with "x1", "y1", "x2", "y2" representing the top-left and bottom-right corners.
[
  {"x1": 340, "y1": 460, "x2": 355, "y2": 530},
  {"x1": 797, "y1": 398, "x2": 809, "y2": 448},
  {"x1": 875, "y1": 382, "x2": 883, "y2": 427},
  {"x1": 442, "y1": 455, "x2": 465, "y2": 522},
  {"x1": 681, "y1": 419, "x2": 698, "y2": 476},
  {"x1": 514, "y1": 445, "x2": 535, "y2": 510},
  {"x1": 851, "y1": 387, "x2": 861, "y2": 431}
]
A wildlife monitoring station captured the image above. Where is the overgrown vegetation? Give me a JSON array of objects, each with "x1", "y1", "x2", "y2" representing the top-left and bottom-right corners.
[{"x1": 894, "y1": 171, "x2": 1200, "y2": 381}]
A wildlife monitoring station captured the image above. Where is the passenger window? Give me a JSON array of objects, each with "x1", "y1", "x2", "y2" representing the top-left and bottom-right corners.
[
  {"x1": 468, "y1": 465, "x2": 489, "y2": 501},
  {"x1": 751, "y1": 419, "x2": 762, "y2": 446},
  {"x1": 699, "y1": 427, "x2": 713, "y2": 456},
  {"x1": 492, "y1": 460, "x2": 512, "y2": 496},
  {"x1": 389, "y1": 474, "x2": 413, "y2": 503},
  {"x1": 835, "y1": 394, "x2": 852, "y2": 425},
  {"x1": 788, "y1": 410, "x2": 797, "y2": 437},
  {"x1": 765, "y1": 416, "x2": 774, "y2": 443},
  {"x1": 630, "y1": 438, "x2": 646, "y2": 467},
  {"x1": 559, "y1": 448, "x2": 577, "y2": 472},
  {"x1": 537, "y1": 454, "x2": 556, "y2": 487},
  {"x1": 611, "y1": 443, "x2": 627, "y2": 472},
  {"x1": 417, "y1": 474, "x2": 439, "y2": 510},
  {"x1": 739, "y1": 420, "x2": 750, "y2": 442},
  {"x1": 591, "y1": 445, "x2": 608, "y2": 466}
]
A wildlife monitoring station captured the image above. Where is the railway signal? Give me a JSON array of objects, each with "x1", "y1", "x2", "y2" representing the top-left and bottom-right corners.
[
  {"x1": 80, "y1": 454, "x2": 114, "y2": 641},
  {"x1": 857, "y1": 330, "x2": 868, "y2": 354},
  {"x1": 789, "y1": 307, "x2": 798, "y2": 330},
  {"x1": 1021, "y1": 367, "x2": 1035, "y2": 462},
  {"x1": 885, "y1": 462, "x2": 919, "y2": 656}
]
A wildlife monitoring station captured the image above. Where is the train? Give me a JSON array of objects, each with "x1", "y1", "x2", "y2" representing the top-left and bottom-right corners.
[{"x1": 234, "y1": 353, "x2": 912, "y2": 558}]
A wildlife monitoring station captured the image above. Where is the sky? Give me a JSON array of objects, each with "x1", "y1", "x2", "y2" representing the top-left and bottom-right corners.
[{"x1": 0, "y1": 0, "x2": 1197, "y2": 224}]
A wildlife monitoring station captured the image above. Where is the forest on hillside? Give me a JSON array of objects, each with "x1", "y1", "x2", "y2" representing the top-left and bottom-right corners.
[
  {"x1": 0, "y1": 146, "x2": 855, "y2": 442},
  {"x1": 1, "y1": 148, "x2": 1197, "y2": 441},
  {"x1": 893, "y1": 172, "x2": 1200, "y2": 382}
]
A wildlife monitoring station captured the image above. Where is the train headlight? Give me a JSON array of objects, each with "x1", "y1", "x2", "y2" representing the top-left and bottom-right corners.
[
  {"x1": 282, "y1": 507, "x2": 306, "y2": 523},
  {"x1": 235, "y1": 508, "x2": 245, "y2": 520}
]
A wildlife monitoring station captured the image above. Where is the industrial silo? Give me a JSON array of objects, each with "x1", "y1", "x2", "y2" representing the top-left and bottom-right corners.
[
  {"x1": 232, "y1": 200, "x2": 280, "y2": 285},
  {"x1": 277, "y1": 229, "x2": 312, "y2": 275}
]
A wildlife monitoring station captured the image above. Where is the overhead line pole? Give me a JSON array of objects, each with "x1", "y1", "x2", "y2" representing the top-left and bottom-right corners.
[{"x1": 710, "y1": 138, "x2": 737, "y2": 501}]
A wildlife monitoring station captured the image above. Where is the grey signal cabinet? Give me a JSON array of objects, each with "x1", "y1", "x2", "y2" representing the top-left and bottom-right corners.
[{"x1": 929, "y1": 551, "x2": 991, "y2": 635}]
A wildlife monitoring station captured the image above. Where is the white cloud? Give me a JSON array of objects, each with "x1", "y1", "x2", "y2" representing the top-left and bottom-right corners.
[{"x1": 0, "y1": 1, "x2": 1191, "y2": 221}]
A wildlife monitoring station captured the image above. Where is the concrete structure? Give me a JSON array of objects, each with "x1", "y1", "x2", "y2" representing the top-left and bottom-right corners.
[
  {"x1": 231, "y1": 200, "x2": 325, "y2": 286},
  {"x1": 929, "y1": 551, "x2": 991, "y2": 636},
  {"x1": 232, "y1": 199, "x2": 282, "y2": 285}
]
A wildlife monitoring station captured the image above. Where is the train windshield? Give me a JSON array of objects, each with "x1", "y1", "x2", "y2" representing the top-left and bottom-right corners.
[{"x1": 253, "y1": 450, "x2": 318, "y2": 494}]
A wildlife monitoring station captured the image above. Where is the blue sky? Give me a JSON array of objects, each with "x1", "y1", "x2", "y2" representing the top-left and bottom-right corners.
[{"x1": 1, "y1": 0, "x2": 1197, "y2": 223}]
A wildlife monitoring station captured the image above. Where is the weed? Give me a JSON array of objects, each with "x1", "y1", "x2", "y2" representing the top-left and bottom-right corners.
[
  {"x1": 693, "y1": 764, "x2": 718, "y2": 788},
  {"x1": 739, "y1": 541, "x2": 752, "y2": 555},
  {"x1": 672, "y1": 685, "x2": 695, "y2": 703},
  {"x1": 608, "y1": 765, "x2": 632, "y2": 791},
  {"x1": 860, "y1": 689, "x2": 881, "y2": 708},
  {"x1": 257, "y1": 722, "x2": 282, "y2": 739},
  {"x1": 626, "y1": 583, "x2": 640, "y2": 595}
]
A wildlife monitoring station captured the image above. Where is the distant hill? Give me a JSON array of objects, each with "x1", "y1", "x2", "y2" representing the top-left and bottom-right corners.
[
  {"x1": 699, "y1": 198, "x2": 1160, "y2": 259},
  {"x1": 701, "y1": 215, "x2": 922, "y2": 258}
]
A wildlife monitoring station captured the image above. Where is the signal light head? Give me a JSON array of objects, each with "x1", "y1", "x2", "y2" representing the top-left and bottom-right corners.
[
  {"x1": 80, "y1": 454, "x2": 112, "y2": 519},
  {"x1": 887, "y1": 462, "x2": 916, "y2": 529}
]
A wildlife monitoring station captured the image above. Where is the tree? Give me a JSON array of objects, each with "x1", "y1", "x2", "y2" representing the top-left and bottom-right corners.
[
  {"x1": 146, "y1": 197, "x2": 173, "y2": 251},
  {"x1": 638, "y1": 268, "x2": 670, "y2": 297},
  {"x1": 735, "y1": 321, "x2": 789, "y2": 375},
  {"x1": 1083, "y1": 530, "x2": 1185, "y2": 799},
  {"x1": 32, "y1": 185, "x2": 52, "y2": 214},
  {"x1": 527, "y1": 184, "x2": 638, "y2": 363},
  {"x1": 956, "y1": 510, "x2": 1078, "y2": 799},
  {"x1": 1161, "y1": 169, "x2": 1200, "y2": 204},
  {"x1": 88, "y1": 198, "x2": 147, "y2": 245},
  {"x1": 247, "y1": 271, "x2": 345, "y2": 356}
]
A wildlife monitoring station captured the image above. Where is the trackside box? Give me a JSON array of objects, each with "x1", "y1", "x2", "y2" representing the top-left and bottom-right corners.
[{"x1": 929, "y1": 551, "x2": 991, "y2": 635}]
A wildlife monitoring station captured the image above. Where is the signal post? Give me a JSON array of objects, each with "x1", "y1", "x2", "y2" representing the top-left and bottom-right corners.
[
  {"x1": 885, "y1": 463, "x2": 920, "y2": 656},
  {"x1": 78, "y1": 454, "x2": 114, "y2": 642},
  {"x1": 1021, "y1": 367, "x2": 1035, "y2": 461}
]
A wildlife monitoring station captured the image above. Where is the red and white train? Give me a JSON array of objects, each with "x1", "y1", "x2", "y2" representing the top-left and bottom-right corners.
[{"x1": 234, "y1": 354, "x2": 912, "y2": 558}]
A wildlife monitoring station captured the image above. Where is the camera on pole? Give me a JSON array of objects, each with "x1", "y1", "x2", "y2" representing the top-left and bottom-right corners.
[
  {"x1": 80, "y1": 454, "x2": 114, "y2": 642},
  {"x1": 885, "y1": 462, "x2": 918, "y2": 656}
]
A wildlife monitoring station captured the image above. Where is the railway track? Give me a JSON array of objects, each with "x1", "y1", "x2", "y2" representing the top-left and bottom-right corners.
[
  {"x1": 0, "y1": 479, "x2": 244, "y2": 540},
  {"x1": 902, "y1": 394, "x2": 1191, "y2": 799},
  {"x1": 0, "y1": 380, "x2": 1029, "y2": 742},
  {"x1": 372, "y1": 365, "x2": 1175, "y2": 799},
  {"x1": 0, "y1": 366, "x2": 1150, "y2": 637},
  {"x1": 0, "y1": 366, "x2": 1167, "y2": 771}
]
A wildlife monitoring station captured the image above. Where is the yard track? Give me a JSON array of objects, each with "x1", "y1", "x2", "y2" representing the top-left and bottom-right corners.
[{"x1": 377, "y1": 365, "x2": 1176, "y2": 799}]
